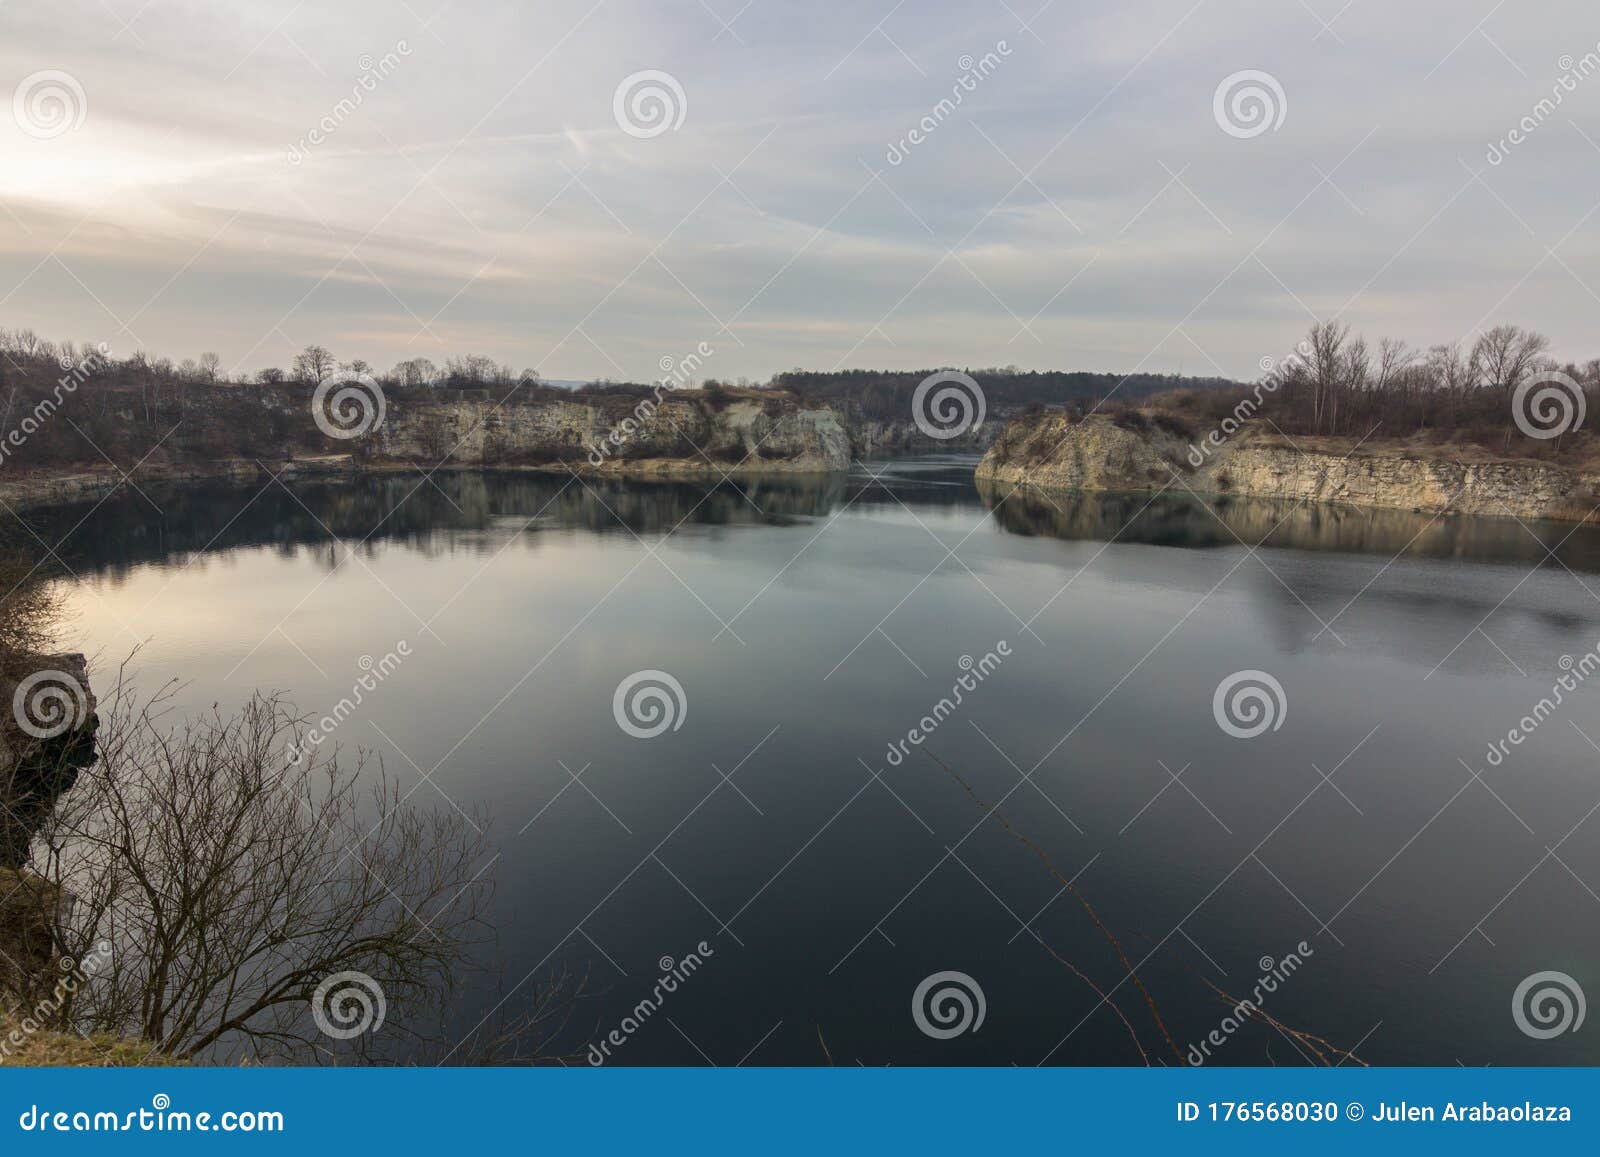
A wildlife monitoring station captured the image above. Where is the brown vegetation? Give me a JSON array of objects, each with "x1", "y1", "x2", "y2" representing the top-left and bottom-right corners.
[{"x1": 1123, "y1": 322, "x2": 1599, "y2": 465}]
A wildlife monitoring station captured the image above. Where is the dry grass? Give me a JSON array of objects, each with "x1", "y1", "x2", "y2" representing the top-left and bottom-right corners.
[{"x1": 0, "y1": 1016, "x2": 180, "y2": 1067}]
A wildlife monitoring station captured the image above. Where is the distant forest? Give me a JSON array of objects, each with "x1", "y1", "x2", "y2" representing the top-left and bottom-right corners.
[
  {"x1": 0, "y1": 322, "x2": 1594, "y2": 471},
  {"x1": 771, "y1": 368, "x2": 1241, "y2": 422}
]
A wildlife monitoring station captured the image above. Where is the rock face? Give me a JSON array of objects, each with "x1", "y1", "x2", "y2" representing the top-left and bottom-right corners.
[
  {"x1": 975, "y1": 413, "x2": 1190, "y2": 492},
  {"x1": 376, "y1": 392, "x2": 851, "y2": 475},
  {"x1": 1, "y1": 654, "x2": 98, "y2": 871},
  {"x1": 976, "y1": 413, "x2": 1600, "y2": 523}
]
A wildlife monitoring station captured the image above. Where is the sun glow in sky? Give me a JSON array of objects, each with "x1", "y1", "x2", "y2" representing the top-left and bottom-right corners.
[{"x1": 3, "y1": 0, "x2": 1600, "y2": 383}]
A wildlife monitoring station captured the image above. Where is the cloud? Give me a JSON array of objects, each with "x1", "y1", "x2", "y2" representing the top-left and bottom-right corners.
[{"x1": 3, "y1": 0, "x2": 1600, "y2": 382}]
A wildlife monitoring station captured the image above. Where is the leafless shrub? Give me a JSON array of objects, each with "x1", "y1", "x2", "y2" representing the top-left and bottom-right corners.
[{"x1": 21, "y1": 672, "x2": 567, "y2": 1064}]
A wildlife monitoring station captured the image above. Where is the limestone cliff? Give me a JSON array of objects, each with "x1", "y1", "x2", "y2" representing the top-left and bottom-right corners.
[
  {"x1": 975, "y1": 412, "x2": 1190, "y2": 492},
  {"x1": 378, "y1": 392, "x2": 851, "y2": 475},
  {"x1": 0, "y1": 389, "x2": 854, "y2": 512},
  {"x1": 976, "y1": 413, "x2": 1600, "y2": 523}
]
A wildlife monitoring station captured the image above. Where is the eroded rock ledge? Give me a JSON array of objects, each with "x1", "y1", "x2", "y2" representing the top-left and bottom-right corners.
[{"x1": 975, "y1": 412, "x2": 1600, "y2": 523}]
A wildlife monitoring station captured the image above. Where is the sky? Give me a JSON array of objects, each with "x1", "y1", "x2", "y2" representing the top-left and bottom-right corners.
[{"x1": 2, "y1": 0, "x2": 1600, "y2": 384}]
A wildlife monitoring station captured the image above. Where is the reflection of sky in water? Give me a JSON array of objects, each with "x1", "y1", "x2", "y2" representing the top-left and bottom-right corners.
[{"x1": 45, "y1": 459, "x2": 1600, "y2": 1065}]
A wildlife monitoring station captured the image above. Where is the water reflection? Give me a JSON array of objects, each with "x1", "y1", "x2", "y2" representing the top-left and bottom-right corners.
[
  {"x1": 978, "y1": 478, "x2": 1600, "y2": 571},
  {"x1": 35, "y1": 455, "x2": 1600, "y2": 1065},
  {"x1": 26, "y1": 460, "x2": 1600, "y2": 579}
]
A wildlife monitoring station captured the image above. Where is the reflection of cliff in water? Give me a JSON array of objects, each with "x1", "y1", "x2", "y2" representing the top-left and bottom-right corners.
[
  {"x1": 978, "y1": 480, "x2": 1600, "y2": 572},
  {"x1": 30, "y1": 463, "x2": 1600, "y2": 581},
  {"x1": 22, "y1": 471, "x2": 854, "y2": 578}
]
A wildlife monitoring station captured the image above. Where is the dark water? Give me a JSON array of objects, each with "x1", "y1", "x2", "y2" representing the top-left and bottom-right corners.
[{"x1": 35, "y1": 457, "x2": 1600, "y2": 1065}]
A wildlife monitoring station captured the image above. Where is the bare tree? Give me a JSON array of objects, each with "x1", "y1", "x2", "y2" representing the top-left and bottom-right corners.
[
  {"x1": 1472, "y1": 324, "x2": 1550, "y2": 396},
  {"x1": 21, "y1": 676, "x2": 561, "y2": 1063},
  {"x1": 393, "y1": 358, "x2": 438, "y2": 389},
  {"x1": 291, "y1": 345, "x2": 337, "y2": 385}
]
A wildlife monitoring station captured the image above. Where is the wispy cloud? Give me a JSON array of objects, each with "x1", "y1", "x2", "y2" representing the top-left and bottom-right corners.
[{"x1": 3, "y1": 0, "x2": 1599, "y2": 382}]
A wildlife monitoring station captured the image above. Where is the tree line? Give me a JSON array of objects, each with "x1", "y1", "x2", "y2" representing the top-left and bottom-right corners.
[{"x1": 1253, "y1": 322, "x2": 1593, "y2": 451}]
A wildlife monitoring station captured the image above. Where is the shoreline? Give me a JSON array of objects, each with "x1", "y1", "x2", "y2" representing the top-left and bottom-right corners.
[
  {"x1": 7, "y1": 433, "x2": 1599, "y2": 528},
  {"x1": 975, "y1": 414, "x2": 1600, "y2": 526},
  {"x1": 0, "y1": 455, "x2": 852, "y2": 515}
]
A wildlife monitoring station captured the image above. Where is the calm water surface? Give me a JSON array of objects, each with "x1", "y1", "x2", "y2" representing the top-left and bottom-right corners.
[{"x1": 35, "y1": 457, "x2": 1600, "y2": 1065}]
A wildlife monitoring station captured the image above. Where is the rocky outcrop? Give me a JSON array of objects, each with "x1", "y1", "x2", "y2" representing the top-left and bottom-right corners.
[
  {"x1": 379, "y1": 393, "x2": 850, "y2": 475},
  {"x1": 1198, "y1": 441, "x2": 1599, "y2": 521},
  {"x1": 975, "y1": 413, "x2": 1190, "y2": 492},
  {"x1": 1, "y1": 654, "x2": 98, "y2": 871},
  {"x1": 976, "y1": 413, "x2": 1600, "y2": 523},
  {"x1": 0, "y1": 392, "x2": 853, "y2": 513}
]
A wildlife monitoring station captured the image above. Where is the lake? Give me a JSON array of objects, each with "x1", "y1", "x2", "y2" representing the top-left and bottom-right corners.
[{"x1": 36, "y1": 456, "x2": 1600, "y2": 1065}]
